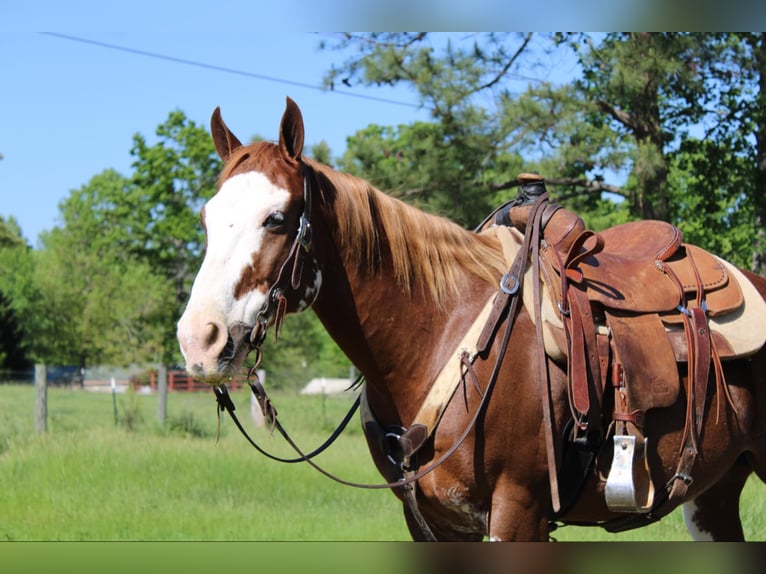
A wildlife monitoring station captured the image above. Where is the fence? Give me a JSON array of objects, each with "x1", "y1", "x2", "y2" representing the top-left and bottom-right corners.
[{"x1": 130, "y1": 370, "x2": 241, "y2": 393}]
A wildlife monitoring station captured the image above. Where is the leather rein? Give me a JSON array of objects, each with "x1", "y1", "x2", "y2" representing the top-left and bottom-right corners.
[{"x1": 212, "y1": 160, "x2": 546, "y2": 513}]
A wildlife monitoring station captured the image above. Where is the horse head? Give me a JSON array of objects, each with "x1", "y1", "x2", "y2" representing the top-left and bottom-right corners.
[{"x1": 177, "y1": 98, "x2": 321, "y2": 382}]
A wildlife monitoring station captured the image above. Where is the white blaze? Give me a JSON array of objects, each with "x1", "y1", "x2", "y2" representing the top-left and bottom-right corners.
[{"x1": 183, "y1": 171, "x2": 290, "y2": 329}]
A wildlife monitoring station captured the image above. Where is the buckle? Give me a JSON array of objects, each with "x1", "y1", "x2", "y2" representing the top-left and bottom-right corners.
[
  {"x1": 666, "y1": 472, "x2": 694, "y2": 490},
  {"x1": 500, "y1": 273, "x2": 519, "y2": 295},
  {"x1": 296, "y1": 215, "x2": 312, "y2": 251}
]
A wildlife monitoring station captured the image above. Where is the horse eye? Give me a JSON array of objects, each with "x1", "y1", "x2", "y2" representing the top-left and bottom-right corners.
[{"x1": 263, "y1": 211, "x2": 286, "y2": 229}]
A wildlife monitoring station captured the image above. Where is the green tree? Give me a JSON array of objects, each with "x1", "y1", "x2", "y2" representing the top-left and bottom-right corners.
[
  {"x1": 324, "y1": 33, "x2": 534, "y2": 227},
  {"x1": 128, "y1": 110, "x2": 221, "y2": 316},
  {"x1": 695, "y1": 33, "x2": 766, "y2": 274},
  {"x1": 322, "y1": 33, "x2": 766, "y2": 273},
  {"x1": 26, "y1": 170, "x2": 174, "y2": 368},
  {"x1": 0, "y1": 216, "x2": 32, "y2": 369},
  {"x1": 0, "y1": 215, "x2": 25, "y2": 249},
  {"x1": 54, "y1": 112, "x2": 223, "y2": 363}
]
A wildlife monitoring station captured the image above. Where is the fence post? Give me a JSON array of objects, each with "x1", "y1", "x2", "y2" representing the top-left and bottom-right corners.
[
  {"x1": 157, "y1": 365, "x2": 168, "y2": 427},
  {"x1": 34, "y1": 363, "x2": 47, "y2": 434}
]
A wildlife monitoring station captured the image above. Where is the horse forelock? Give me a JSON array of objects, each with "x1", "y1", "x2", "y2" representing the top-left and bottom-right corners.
[
  {"x1": 305, "y1": 159, "x2": 506, "y2": 308},
  {"x1": 217, "y1": 141, "x2": 300, "y2": 193}
]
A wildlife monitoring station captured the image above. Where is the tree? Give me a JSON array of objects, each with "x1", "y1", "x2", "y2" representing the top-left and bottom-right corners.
[
  {"x1": 339, "y1": 121, "x2": 525, "y2": 226},
  {"x1": 129, "y1": 111, "x2": 221, "y2": 321},
  {"x1": 324, "y1": 33, "x2": 535, "y2": 227},
  {"x1": 748, "y1": 33, "x2": 766, "y2": 275},
  {"x1": 0, "y1": 216, "x2": 32, "y2": 370},
  {"x1": 695, "y1": 33, "x2": 766, "y2": 274},
  {"x1": 58, "y1": 111, "x2": 223, "y2": 363},
  {"x1": 25, "y1": 171, "x2": 174, "y2": 369},
  {"x1": 322, "y1": 33, "x2": 766, "y2": 273},
  {"x1": 0, "y1": 215, "x2": 25, "y2": 249}
]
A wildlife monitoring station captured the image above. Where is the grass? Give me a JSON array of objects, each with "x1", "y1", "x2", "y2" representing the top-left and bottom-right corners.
[
  {"x1": 0, "y1": 384, "x2": 764, "y2": 541},
  {"x1": 0, "y1": 384, "x2": 408, "y2": 541}
]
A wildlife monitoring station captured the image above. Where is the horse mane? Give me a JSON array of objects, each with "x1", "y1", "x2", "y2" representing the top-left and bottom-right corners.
[{"x1": 305, "y1": 158, "x2": 507, "y2": 309}]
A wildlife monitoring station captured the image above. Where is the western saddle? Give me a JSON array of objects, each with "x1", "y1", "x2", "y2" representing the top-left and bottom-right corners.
[{"x1": 485, "y1": 173, "x2": 759, "y2": 526}]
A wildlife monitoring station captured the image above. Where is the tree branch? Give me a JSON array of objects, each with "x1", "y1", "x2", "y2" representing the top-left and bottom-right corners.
[
  {"x1": 489, "y1": 176, "x2": 628, "y2": 200},
  {"x1": 596, "y1": 100, "x2": 636, "y2": 131},
  {"x1": 477, "y1": 32, "x2": 534, "y2": 92}
]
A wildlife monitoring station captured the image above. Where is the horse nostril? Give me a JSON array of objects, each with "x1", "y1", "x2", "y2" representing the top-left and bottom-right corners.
[
  {"x1": 203, "y1": 321, "x2": 228, "y2": 355},
  {"x1": 205, "y1": 322, "x2": 219, "y2": 347}
]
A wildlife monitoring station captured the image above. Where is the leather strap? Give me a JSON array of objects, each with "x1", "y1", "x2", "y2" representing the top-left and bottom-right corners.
[
  {"x1": 477, "y1": 193, "x2": 550, "y2": 355},
  {"x1": 530, "y1": 196, "x2": 562, "y2": 513}
]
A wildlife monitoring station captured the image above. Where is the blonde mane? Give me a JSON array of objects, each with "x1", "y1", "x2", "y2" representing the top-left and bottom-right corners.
[{"x1": 306, "y1": 158, "x2": 507, "y2": 308}]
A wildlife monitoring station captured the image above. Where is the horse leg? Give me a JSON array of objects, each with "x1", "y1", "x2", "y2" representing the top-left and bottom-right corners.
[
  {"x1": 681, "y1": 454, "x2": 751, "y2": 541},
  {"x1": 486, "y1": 483, "x2": 550, "y2": 541}
]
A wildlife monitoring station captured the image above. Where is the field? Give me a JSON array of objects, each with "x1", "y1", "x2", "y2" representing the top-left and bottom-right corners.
[{"x1": 1, "y1": 383, "x2": 764, "y2": 542}]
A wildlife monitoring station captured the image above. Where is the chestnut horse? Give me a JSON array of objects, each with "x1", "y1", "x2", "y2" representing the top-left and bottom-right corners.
[{"x1": 177, "y1": 97, "x2": 766, "y2": 541}]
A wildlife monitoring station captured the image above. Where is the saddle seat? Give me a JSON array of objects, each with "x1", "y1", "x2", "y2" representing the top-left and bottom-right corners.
[{"x1": 552, "y1": 219, "x2": 742, "y2": 316}]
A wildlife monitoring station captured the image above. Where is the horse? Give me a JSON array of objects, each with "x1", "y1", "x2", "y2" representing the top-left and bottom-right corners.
[{"x1": 176, "y1": 97, "x2": 766, "y2": 541}]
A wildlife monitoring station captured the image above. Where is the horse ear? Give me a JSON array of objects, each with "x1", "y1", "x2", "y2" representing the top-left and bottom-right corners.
[
  {"x1": 210, "y1": 107, "x2": 242, "y2": 161},
  {"x1": 279, "y1": 97, "x2": 304, "y2": 161}
]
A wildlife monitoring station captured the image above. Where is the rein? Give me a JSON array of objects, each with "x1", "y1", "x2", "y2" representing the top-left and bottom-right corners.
[
  {"x1": 214, "y1": 377, "x2": 363, "y2": 464},
  {"x1": 214, "y1": 328, "x2": 515, "y2": 491}
]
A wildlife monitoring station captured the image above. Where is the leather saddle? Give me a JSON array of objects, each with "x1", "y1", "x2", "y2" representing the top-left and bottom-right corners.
[{"x1": 486, "y1": 173, "x2": 755, "y2": 517}]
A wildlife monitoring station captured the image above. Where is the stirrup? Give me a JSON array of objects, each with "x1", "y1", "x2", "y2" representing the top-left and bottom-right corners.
[{"x1": 605, "y1": 433, "x2": 655, "y2": 513}]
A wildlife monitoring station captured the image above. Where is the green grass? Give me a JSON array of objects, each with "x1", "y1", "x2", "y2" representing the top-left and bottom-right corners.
[
  {"x1": 0, "y1": 384, "x2": 408, "y2": 541},
  {"x1": 0, "y1": 384, "x2": 764, "y2": 541}
]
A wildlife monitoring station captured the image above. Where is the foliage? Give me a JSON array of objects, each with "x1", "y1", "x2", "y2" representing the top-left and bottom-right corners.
[
  {"x1": 0, "y1": 215, "x2": 25, "y2": 249},
  {"x1": 323, "y1": 32, "x2": 766, "y2": 273},
  {"x1": 1, "y1": 112, "x2": 221, "y2": 370},
  {"x1": 0, "y1": 217, "x2": 30, "y2": 368},
  {"x1": 340, "y1": 121, "x2": 523, "y2": 226},
  {"x1": 128, "y1": 110, "x2": 221, "y2": 309},
  {"x1": 0, "y1": 238, "x2": 39, "y2": 367},
  {"x1": 25, "y1": 169, "x2": 174, "y2": 367}
]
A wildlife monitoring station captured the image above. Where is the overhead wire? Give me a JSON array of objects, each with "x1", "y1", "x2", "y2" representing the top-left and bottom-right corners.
[{"x1": 41, "y1": 32, "x2": 421, "y2": 109}]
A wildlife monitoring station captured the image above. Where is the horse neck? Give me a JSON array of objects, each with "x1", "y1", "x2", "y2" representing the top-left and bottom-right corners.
[{"x1": 307, "y1": 181, "x2": 499, "y2": 423}]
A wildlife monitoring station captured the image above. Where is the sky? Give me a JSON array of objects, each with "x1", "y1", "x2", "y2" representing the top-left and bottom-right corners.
[
  {"x1": 2, "y1": 8, "x2": 437, "y2": 245},
  {"x1": 3, "y1": 2, "x2": 764, "y2": 245}
]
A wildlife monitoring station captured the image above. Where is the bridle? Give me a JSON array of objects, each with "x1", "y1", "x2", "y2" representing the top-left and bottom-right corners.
[{"x1": 248, "y1": 160, "x2": 315, "y2": 355}]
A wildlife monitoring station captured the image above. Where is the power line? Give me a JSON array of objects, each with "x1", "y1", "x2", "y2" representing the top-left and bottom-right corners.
[{"x1": 41, "y1": 32, "x2": 421, "y2": 109}]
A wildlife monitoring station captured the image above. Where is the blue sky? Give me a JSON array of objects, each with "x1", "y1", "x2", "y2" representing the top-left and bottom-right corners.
[{"x1": 2, "y1": 8, "x2": 437, "y2": 244}]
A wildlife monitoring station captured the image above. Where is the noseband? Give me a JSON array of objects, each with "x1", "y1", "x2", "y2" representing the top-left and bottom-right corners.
[{"x1": 248, "y1": 160, "x2": 315, "y2": 354}]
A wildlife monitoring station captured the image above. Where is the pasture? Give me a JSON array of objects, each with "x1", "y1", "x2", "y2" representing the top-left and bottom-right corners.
[{"x1": 1, "y1": 383, "x2": 764, "y2": 541}]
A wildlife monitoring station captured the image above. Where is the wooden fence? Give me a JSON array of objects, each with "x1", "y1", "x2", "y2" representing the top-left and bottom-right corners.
[{"x1": 131, "y1": 370, "x2": 241, "y2": 393}]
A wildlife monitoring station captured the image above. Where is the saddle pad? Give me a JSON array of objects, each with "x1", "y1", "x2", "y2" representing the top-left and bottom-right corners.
[{"x1": 663, "y1": 257, "x2": 766, "y2": 359}]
